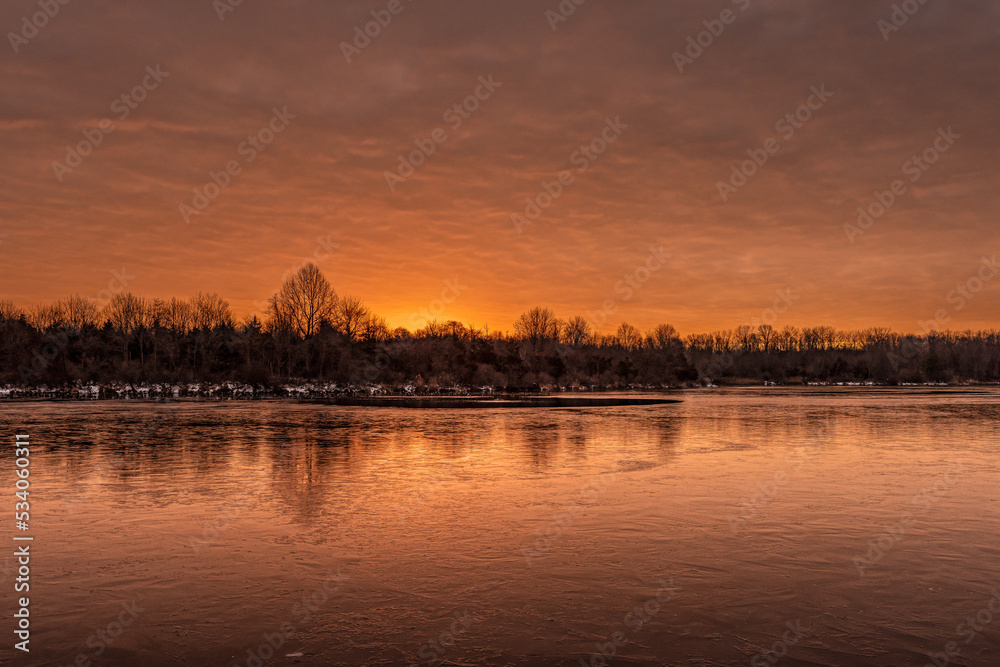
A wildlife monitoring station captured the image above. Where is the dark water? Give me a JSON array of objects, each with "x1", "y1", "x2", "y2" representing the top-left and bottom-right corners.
[{"x1": 1, "y1": 388, "x2": 999, "y2": 666}]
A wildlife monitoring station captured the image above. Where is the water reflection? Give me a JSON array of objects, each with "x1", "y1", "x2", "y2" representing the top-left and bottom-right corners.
[{"x1": 0, "y1": 389, "x2": 998, "y2": 665}]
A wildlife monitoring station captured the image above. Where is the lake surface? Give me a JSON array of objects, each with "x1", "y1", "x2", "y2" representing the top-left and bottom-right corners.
[{"x1": 2, "y1": 388, "x2": 999, "y2": 666}]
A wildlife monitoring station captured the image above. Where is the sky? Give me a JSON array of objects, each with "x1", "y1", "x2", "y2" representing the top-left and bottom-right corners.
[{"x1": 1, "y1": 0, "x2": 999, "y2": 335}]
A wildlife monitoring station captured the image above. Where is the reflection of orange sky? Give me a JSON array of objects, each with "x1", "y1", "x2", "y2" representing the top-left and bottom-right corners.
[{"x1": 3, "y1": 1, "x2": 1000, "y2": 335}]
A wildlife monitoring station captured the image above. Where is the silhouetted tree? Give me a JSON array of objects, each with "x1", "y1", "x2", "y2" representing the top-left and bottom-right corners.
[
  {"x1": 514, "y1": 307, "x2": 561, "y2": 342},
  {"x1": 616, "y1": 323, "x2": 643, "y2": 351},
  {"x1": 647, "y1": 323, "x2": 680, "y2": 350},
  {"x1": 562, "y1": 316, "x2": 593, "y2": 347},
  {"x1": 333, "y1": 295, "x2": 369, "y2": 340},
  {"x1": 103, "y1": 293, "x2": 146, "y2": 362},
  {"x1": 267, "y1": 264, "x2": 336, "y2": 338},
  {"x1": 4, "y1": 285, "x2": 1000, "y2": 391}
]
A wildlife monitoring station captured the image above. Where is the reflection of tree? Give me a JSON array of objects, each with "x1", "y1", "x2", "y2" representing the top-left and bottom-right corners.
[
  {"x1": 516, "y1": 408, "x2": 685, "y2": 469},
  {"x1": 269, "y1": 440, "x2": 328, "y2": 523},
  {"x1": 263, "y1": 417, "x2": 371, "y2": 524},
  {"x1": 33, "y1": 403, "x2": 692, "y2": 541},
  {"x1": 648, "y1": 412, "x2": 683, "y2": 460},
  {"x1": 522, "y1": 418, "x2": 561, "y2": 468}
]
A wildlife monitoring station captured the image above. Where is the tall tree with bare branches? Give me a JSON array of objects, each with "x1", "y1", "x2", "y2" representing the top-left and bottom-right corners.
[
  {"x1": 647, "y1": 323, "x2": 680, "y2": 351},
  {"x1": 616, "y1": 322, "x2": 643, "y2": 351},
  {"x1": 562, "y1": 316, "x2": 593, "y2": 347},
  {"x1": 333, "y1": 295, "x2": 369, "y2": 340},
  {"x1": 267, "y1": 264, "x2": 338, "y2": 338},
  {"x1": 514, "y1": 307, "x2": 561, "y2": 342},
  {"x1": 57, "y1": 295, "x2": 99, "y2": 330},
  {"x1": 103, "y1": 293, "x2": 147, "y2": 362}
]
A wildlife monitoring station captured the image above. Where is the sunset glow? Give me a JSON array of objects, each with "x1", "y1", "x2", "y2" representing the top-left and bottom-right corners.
[{"x1": 3, "y1": 1, "x2": 998, "y2": 335}]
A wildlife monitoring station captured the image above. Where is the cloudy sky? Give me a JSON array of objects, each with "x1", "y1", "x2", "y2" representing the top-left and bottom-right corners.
[{"x1": 2, "y1": 0, "x2": 998, "y2": 334}]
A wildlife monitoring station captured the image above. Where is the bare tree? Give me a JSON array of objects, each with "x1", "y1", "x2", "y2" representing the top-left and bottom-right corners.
[
  {"x1": 562, "y1": 316, "x2": 593, "y2": 347},
  {"x1": 797, "y1": 325, "x2": 832, "y2": 351},
  {"x1": 416, "y1": 320, "x2": 446, "y2": 338},
  {"x1": 145, "y1": 298, "x2": 169, "y2": 329},
  {"x1": 103, "y1": 293, "x2": 147, "y2": 362},
  {"x1": 777, "y1": 326, "x2": 800, "y2": 352},
  {"x1": 191, "y1": 292, "x2": 234, "y2": 330},
  {"x1": 816, "y1": 325, "x2": 837, "y2": 350},
  {"x1": 757, "y1": 324, "x2": 776, "y2": 353},
  {"x1": 616, "y1": 322, "x2": 643, "y2": 351},
  {"x1": 686, "y1": 333, "x2": 713, "y2": 352},
  {"x1": 514, "y1": 307, "x2": 561, "y2": 342},
  {"x1": 361, "y1": 314, "x2": 391, "y2": 341},
  {"x1": 443, "y1": 320, "x2": 472, "y2": 339},
  {"x1": 333, "y1": 295, "x2": 369, "y2": 340},
  {"x1": 735, "y1": 325, "x2": 757, "y2": 352},
  {"x1": 57, "y1": 295, "x2": 99, "y2": 330},
  {"x1": 27, "y1": 303, "x2": 62, "y2": 330},
  {"x1": 0, "y1": 301, "x2": 23, "y2": 322},
  {"x1": 161, "y1": 297, "x2": 193, "y2": 333},
  {"x1": 103, "y1": 293, "x2": 146, "y2": 335},
  {"x1": 647, "y1": 323, "x2": 680, "y2": 350},
  {"x1": 267, "y1": 264, "x2": 337, "y2": 338},
  {"x1": 863, "y1": 327, "x2": 893, "y2": 348},
  {"x1": 712, "y1": 330, "x2": 734, "y2": 353}
]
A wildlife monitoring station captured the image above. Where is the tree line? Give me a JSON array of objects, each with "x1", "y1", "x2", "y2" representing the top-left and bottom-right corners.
[{"x1": 3, "y1": 265, "x2": 999, "y2": 392}]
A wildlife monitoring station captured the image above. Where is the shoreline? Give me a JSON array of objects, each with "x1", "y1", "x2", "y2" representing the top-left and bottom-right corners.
[{"x1": 0, "y1": 382, "x2": 998, "y2": 402}]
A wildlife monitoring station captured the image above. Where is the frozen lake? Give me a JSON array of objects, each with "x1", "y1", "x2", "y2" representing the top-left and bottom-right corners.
[{"x1": 2, "y1": 388, "x2": 999, "y2": 665}]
